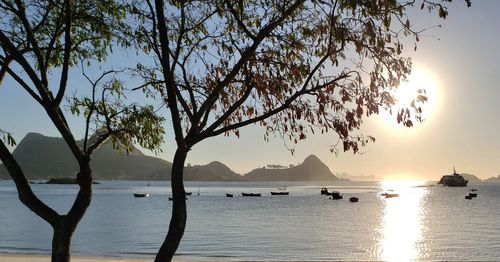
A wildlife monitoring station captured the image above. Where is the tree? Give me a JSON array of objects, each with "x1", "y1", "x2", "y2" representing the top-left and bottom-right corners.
[
  {"x1": 0, "y1": 1, "x2": 163, "y2": 261},
  {"x1": 128, "y1": 0, "x2": 468, "y2": 260}
]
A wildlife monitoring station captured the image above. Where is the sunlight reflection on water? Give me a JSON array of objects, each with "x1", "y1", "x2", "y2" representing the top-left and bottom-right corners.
[{"x1": 378, "y1": 180, "x2": 428, "y2": 262}]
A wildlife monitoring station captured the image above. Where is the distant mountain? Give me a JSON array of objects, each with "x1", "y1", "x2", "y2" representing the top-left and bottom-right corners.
[
  {"x1": 461, "y1": 173, "x2": 482, "y2": 182},
  {"x1": 485, "y1": 175, "x2": 500, "y2": 183},
  {"x1": 243, "y1": 154, "x2": 338, "y2": 181},
  {"x1": 0, "y1": 132, "x2": 171, "y2": 180},
  {"x1": 184, "y1": 161, "x2": 245, "y2": 181},
  {"x1": 0, "y1": 133, "x2": 337, "y2": 182}
]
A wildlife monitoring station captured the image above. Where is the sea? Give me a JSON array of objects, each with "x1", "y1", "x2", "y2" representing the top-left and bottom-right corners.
[{"x1": 0, "y1": 180, "x2": 499, "y2": 261}]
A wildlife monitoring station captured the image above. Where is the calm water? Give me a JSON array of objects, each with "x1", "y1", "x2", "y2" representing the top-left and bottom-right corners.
[{"x1": 0, "y1": 180, "x2": 499, "y2": 261}]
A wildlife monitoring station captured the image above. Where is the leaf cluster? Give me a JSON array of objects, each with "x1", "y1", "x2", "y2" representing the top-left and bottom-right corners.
[
  {"x1": 0, "y1": 129, "x2": 16, "y2": 146},
  {"x1": 0, "y1": 0, "x2": 127, "y2": 70},
  {"x1": 127, "y1": 0, "x2": 464, "y2": 154},
  {"x1": 70, "y1": 68, "x2": 165, "y2": 155}
]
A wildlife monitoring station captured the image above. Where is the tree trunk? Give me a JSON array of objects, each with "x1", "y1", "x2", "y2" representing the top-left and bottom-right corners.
[
  {"x1": 51, "y1": 219, "x2": 72, "y2": 262},
  {"x1": 154, "y1": 148, "x2": 188, "y2": 262},
  {"x1": 51, "y1": 164, "x2": 93, "y2": 262}
]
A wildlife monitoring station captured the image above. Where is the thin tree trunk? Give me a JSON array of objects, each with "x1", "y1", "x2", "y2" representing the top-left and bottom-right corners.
[{"x1": 154, "y1": 148, "x2": 188, "y2": 262}]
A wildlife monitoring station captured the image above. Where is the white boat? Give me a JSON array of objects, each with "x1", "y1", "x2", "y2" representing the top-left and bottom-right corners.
[{"x1": 438, "y1": 167, "x2": 468, "y2": 187}]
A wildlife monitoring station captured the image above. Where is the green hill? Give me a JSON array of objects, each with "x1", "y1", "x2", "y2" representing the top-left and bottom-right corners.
[
  {"x1": 1, "y1": 133, "x2": 336, "y2": 182},
  {"x1": 0, "y1": 133, "x2": 170, "y2": 180},
  {"x1": 184, "y1": 161, "x2": 245, "y2": 181}
]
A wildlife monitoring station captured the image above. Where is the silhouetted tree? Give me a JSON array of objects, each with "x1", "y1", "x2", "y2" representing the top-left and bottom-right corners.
[
  {"x1": 128, "y1": 0, "x2": 468, "y2": 260},
  {"x1": 0, "y1": 1, "x2": 163, "y2": 261}
]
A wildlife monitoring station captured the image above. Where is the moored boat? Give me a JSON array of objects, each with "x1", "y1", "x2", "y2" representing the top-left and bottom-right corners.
[
  {"x1": 438, "y1": 167, "x2": 468, "y2": 187},
  {"x1": 226, "y1": 193, "x2": 233, "y2": 197},
  {"x1": 133, "y1": 193, "x2": 149, "y2": 198},
  {"x1": 349, "y1": 197, "x2": 359, "y2": 202},
  {"x1": 242, "y1": 193, "x2": 261, "y2": 197},
  {"x1": 320, "y1": 187, "x2": 328, "y2": 195},
  {"x1": 381, "y1": 193, "x2": 399, "y2": 198},
  {"x1": 330, "y1": 191, "x2": 343, "y2": 200},
  {"x1": 271, "y1": 191, "x2": 289, "y2": 195}
]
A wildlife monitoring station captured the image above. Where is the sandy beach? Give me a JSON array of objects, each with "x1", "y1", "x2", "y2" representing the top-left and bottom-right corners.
[{"x1": 0, "y1": 254, "x2": 197, "y2": 262}]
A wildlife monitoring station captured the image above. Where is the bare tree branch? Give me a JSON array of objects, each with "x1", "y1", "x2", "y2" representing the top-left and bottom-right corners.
[{"x1": 54, "y1": 0, "x2": 72, "y2": 107}]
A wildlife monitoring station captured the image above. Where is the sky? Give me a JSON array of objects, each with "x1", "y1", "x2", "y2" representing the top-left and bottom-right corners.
[{"x1": 1, "y1": 1, "x2": 499, "y2": 180}]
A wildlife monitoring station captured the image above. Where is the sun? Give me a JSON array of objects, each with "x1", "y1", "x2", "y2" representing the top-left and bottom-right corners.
[{"x1": 376, "y1": 65, "x2": 440, "y2": 135}]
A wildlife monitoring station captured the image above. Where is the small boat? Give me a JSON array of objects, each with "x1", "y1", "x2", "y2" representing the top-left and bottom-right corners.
[
  {"x1": 185, "y1": 192, "x2": 193, "y2": 196},
  {"x1": 226, "y1": 193, "x2": 234, "y2": 197},
  {"x1": 242, "y1": 193, "x2": 261, "y2": 197},
  {"x1": 381, "y1": 193, "x2": 400, "y2": 198},
  {"x1": 270, "y1": 191, "x2": 289, "y2": 195},
  {"x1": 470, "y1": 189, "x2": 478, "y2": 192},
  {"x1": 320, "y1": 187, "x2": 329, "y2": 195},
  {"x1": 465, "y1": 195, "x2": 473, "y2": 200},
  {"x1": 469, "y1": 192, "x2": 477, "y2": 197},
  {"x1": 349, "y1": 197, "x2": 359, "y2": 202},
  {"x1": 133, "y1": 193, "x2": 150, "y2": 198},
  {"x1": 330, "y1": 191, "x2": 343, "y2": 200}
]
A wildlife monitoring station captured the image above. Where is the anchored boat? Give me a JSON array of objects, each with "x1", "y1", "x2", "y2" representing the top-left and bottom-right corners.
[
  {"x1": 270, "y1": 191, "x2": 289, "y2": 195},
  {"x1": 438, "y1": 167, "x2": 468, "y2": 187},
  {"x1": 242, "y1": 193, "x2": 261, "y2": 197},
  {"x1": 133, "y1": 193, "x2": 149, "y2": 198}
]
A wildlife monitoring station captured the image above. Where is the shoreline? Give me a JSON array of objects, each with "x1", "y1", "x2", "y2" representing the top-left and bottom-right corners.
[{"x1": 0, "y1": 253, "x2": 203, "y2": 262}]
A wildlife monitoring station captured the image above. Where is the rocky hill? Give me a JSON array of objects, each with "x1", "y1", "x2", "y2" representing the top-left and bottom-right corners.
[
  {"x1": 243, "y1": 154, "x2": 338, "y2": 181},
  {"x1": 461, "y1": 173, "x2": 482, "y2": 182},
  {"x1": 1, "y1": 133, "x2": 335, "y2": 181},
  {"x1": 0, "y1": 132, "x2": 170, "y2": 180},
  {"x1": 185, "y1": 161, "x2": 245, "y2": 181},
  {"x1": 485, "y1": 175, "x2": 500, "y2": 183}
]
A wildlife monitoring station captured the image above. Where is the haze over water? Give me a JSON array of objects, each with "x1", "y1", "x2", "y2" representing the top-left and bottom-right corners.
[{"x1": 1, "y1": 180, "x2": 498, "y2": 261}]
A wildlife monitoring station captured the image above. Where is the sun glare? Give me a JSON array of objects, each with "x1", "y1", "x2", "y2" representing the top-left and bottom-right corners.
[
  {"x1": 376, "y1": 65, "x2": 441, "y2": 135},
  {"x1": 378, "y1": 179, "x2": 428, "y2": 261}
]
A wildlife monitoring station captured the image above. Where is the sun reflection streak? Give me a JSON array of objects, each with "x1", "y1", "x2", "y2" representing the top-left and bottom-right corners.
[{"x1": 378, "y1": 180, "x2": 428, "y2": 262}]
